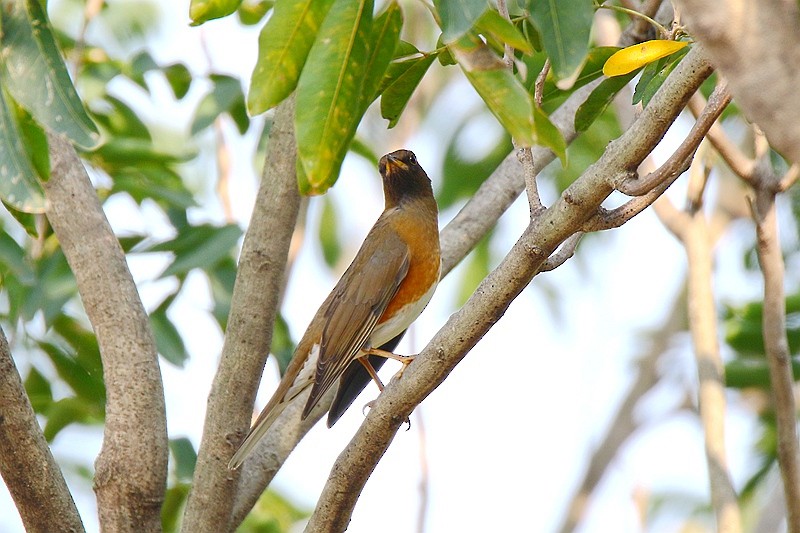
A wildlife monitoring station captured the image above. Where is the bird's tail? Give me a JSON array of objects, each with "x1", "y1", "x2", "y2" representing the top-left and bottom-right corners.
[{"x1": 228, "y1": 344, "x2": 318, "y2": 469}]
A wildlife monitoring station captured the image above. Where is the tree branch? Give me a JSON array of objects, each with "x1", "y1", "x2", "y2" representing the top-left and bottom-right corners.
[
  {"x1": 182, "y1": 96, "x2": 301, "y2": 532},
  {"x1": 675, "y1": 0, "x2": 800, "y2": 164},
  {"x1": 0, "y1": 326, "x2": 85, "y2": 533},
  {"x1": 304, "y1": 46, "x2": 713, "y2": 532},
  {"x1": 656, "y1": 156, "x2": 742, "y2": 533},
  {"x1": 752, "y1": 180, "x2": 800, "y2": 533},
  {"x1": 44, "y1": 132, "x2": 167, "y2": 532}
]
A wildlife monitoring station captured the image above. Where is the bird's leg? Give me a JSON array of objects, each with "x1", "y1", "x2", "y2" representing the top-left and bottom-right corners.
[
  {"x1": 358, "y1": 351, "x2": 413, "y2": 428},
  {"x1": 357, "y1": 356, "x2": 385, "y2": 392},
  {"x1": 362, "y1": 348, "x2": 415, "y2": 380}
]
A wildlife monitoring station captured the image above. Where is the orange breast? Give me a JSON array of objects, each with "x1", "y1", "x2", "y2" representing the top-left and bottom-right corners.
[{"x1": 379, "y1": 208, "x2": 440, "y2": 324}]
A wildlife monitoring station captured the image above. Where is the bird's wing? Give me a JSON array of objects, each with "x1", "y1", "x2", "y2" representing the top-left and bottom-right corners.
[{"x1": 302, "y1": 225, "x2": 410, "y2": 418}]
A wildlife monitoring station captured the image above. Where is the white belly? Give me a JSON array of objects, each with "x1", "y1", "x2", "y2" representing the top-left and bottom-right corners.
[{"x1": 368, "y1": 278, "x2": 438, "y2": 348}]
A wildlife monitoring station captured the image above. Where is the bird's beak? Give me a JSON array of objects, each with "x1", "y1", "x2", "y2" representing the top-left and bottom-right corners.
[{"x1": 384, "y1": 155, "x2": 408, "y2": 175}]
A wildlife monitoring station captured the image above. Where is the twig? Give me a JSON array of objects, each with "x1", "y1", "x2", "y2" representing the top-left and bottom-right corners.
[
  {"x1": 778, "y1": 164, "x2": 800, "y2": 193},
  {"x1": 496, "y1": 0, "x2": 514, "y2": 69},
  {"x1": 751, "y1": 170, "x2": 800, "y2": 533},
  {"x1": 214, "y1": 121, "x2": 234, "y2": 223},
  {"x1": 540, "y1": 232, "x2": 583, "y2": 272},
  {"x1": 45, "y1": 132, "x2": 168, "y2": 531},
  {"x1": 618, "y1": 82, "x2": 732, "y2": 196},
  {"x1": 0, "y1": 326, "x2": 85, "y2": 532},
  {"x1": 534, "y1": 60, "x2": 551, "y2": 107},
  {"x1": 687, "y1": 92, "x2": 755, "y2": 179},
  {"x1": 517, "y1": 147, "x2": 545, "y2": 216},
  {"x1": 182, "y1": 96, "x2": 301, "y2": 532}
]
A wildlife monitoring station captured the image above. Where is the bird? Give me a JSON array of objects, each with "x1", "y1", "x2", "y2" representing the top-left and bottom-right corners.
[{"x1": 229, "y1": 149, "x2": 440, "y2": 469}]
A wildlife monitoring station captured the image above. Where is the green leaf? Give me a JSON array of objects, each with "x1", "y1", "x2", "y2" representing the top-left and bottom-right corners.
[
  {"x1": 162, "y1": 483, "x2": 191, "y2": 533},
  {"x1": 127, "y1": 50, "x2": 159, "y2": 90},
  {"x1": 2, "y1": 200, "x2": 39, "y2": 238},
  {"x1": 475, "y1": 9, "x2": 533, "y2": 54},
  {"x1": 148, "y1": 223, "x2": 243, "y2": 278},
  {"x1": 725, "y1": 358, "x2": 800, "y2": 389},
  {"x1": 434, "y1": 0, "x2": 488, "y2": 43},
  {"x1": 0, "y1": 0, "x2": 99, "y2": 149},
  {"x1": 189, "y1": 0, "x2": 243, "y2": 25},
  {"x1": 191, "y1": 74, "x2": 248, "y2": 135},
  {"x1": 238, "y1": 0, "x2": 274, "y2": 25},
  {"x1": 538, "y1": 46, "x2": 619, "y2": 104},
  {"x1": 380, "y1": 54, "x2": 436, "y2": 128},
  {"x1": 43, "y1": 397, "x2": 103, "y2": 441},
  {"x1": 92, "y1": 95, "x2": 152, "y2": 140},
  {"x1": 295, "y1": 0, "x2": 374, "y2": 194},
  {"x1": 164, "y1": 63, "x2": 193, "y2": 100},
  {"x1": 24, "y1": 366, "x2": 53, "y2": 413},
  {"x1": 452, "y1": 41, "x2": 536, "y2": 146},
  {"x1": 0, "y1": 229, "x2": 33, "y2": 282},
  {"x1": 633, "y1": 46, "x2": 690, "y2": 107},
  {"x1": 528, "y1": 0, "x2": 593, "y2": 86},
  {"x1": 169, "y1": 437, "x2": 198, "y2": 481},
  {"x1": 271, "y1": 313, "x2": 295, "y2": 375},
  {"x1": 574, "y1": 71, "x2": 637, "y2": 132},
  {"x1": 358, "y1": 1, "x2": 403, "y2": 112},
  {"x1": 150, "y1": 294, "x2": 189, "y2": 367},
  {"x1": 318, "y1": 196, "x2": 341, "y2": 267},
  {"x1": 206, "y1": 257, "x2": 236, "y2": 329},
  {"x1": 534, "y1": 106, "x2": 567, "y2": 163},
  {"x1": 377, "y1": 41, "x2": 423, "y2": 95},
  {"x1": 0, "y1": 89, "x2": 46, "y2": 212},
  {"x1": 248, "y1": 0, "x2": 336, "y2": 114},
  {"x1": 38, "y1": 341, "x2": 106, "y2": 406}
]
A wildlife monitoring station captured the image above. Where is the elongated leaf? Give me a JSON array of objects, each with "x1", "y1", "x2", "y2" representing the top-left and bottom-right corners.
[
  {"x1": 604, "y1": 40, "x2": 688, "y2": 77},
  {"x1": 358, "y1": 2, "x2": 403, "y2": 112},
  {"x1": 295, "y1": 0, "x2": 373, "y2": 194},
  {"x1": 150, "y1": 224, "x2": 242, "y2": 278},
  {"x1": 528, "y1": 0, "x2": 593, "y2": 87},
  {"x1": 0, "y1": 89, "x2": 45, "y2": 212},
  {"x1": 475, "y1": 9, "x2": 533, "y2": 54},
  {"x1": 534, "y1": 106, "x2": 566, "y2": 163},
  {"x1": 434, "y1": 0, "x2": 488, "y2": 43},
  {"x1": 377, "y1": 41, "x2": 423, "y2": 95},
  {"x1": 248, "y1": 0, "x2": 336, "y2": 114},
  {"x1": 150, "y1": 294, "x2": 189, "y2": 367},
  {"x1": 453, "y1": 41, "x2": 536, "y2": 146},
  {"x1": 191, "y1": 74, "x2": 248, "y2": 135},
  {"x1": 538, "y1": 46, "x2": 619, "y2": 104},
  {"x1": 574, "y1": 72, "x2": 637, "y2": 132},
  {"x1": 380, "y1": 54, "x2": 436, "y2": 128},
  {"x1": 633, "y1": 47, "x2": 690, "y2": 107},
  {"x1": 1, "y1": 0, "x2": 99, "y2": 149},
  {"x1": 190, "y1": 0, "x2": 242, "y2": 25}
]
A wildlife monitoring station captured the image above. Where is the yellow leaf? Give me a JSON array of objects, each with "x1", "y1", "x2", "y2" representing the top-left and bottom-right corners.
[{"x1": 603, "y1": 40, "x2": 688, "y2": 77}]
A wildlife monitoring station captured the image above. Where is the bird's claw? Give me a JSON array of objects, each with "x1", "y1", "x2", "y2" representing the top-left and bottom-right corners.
[{"x1": 361, "y1": 399, "x2": 412, "y2": 429}]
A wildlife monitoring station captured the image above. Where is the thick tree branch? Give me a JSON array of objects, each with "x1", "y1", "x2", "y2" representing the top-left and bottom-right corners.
[
  {"x1": 0, "y1": 326, "x2": 85, "y2": 533},
  {"x1": 675, "y1": 0, "x2": 800, "y2": 164},
  {"x1": 182, "y1": 97, "x2": 301, "y2": 532},
  {"x1": 304, "y1": 46, "x2": 713, "y2": 532},
  {"x1": 44, "y1": 132, "x2": 167, "y2": 532}
]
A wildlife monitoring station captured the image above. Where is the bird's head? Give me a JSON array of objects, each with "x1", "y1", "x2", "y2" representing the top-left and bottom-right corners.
[{"x1": 378, "y1": 149, "x2": 433, "y2": 207}]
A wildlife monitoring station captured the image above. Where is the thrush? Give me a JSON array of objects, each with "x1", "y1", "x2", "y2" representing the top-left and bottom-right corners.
[{"x1": 229, "y1": 149, "x2": 440, "y2": 469}]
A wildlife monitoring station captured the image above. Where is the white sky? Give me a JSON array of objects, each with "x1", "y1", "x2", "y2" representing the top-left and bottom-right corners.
[{"x1": 0, "y1": 1, "x2": 781, "y2": 532}]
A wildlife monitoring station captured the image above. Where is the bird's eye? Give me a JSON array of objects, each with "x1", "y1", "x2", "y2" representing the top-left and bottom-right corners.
[{"x1": 408, "y1": 153, "x2": 417, "y2": 164}]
